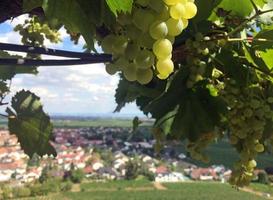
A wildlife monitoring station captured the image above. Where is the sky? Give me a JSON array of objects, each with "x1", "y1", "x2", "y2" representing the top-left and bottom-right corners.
[{"x1": 0, "y1": 15, "x2": 144, "y2": 117}]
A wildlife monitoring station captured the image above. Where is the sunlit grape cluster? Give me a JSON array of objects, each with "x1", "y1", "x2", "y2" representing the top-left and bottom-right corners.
[
  {"x1": 14, "y1": 16, "x2": 61, "y2": 47},
  {"x1": 186, "y1": 132, "x2": 216, "y2": 163},
  {"x1": 101, "y1": 0, "x2": 197, "y2": 84},
  {"x1": 184, "y1": 33, "x2": 217, "y2": 88},
  {"x1": 220, "y1": 81, "x2": 273, "y2": 186}
]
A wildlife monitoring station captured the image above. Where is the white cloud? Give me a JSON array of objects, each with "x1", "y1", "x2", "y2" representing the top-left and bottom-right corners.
[{"x1": 0, "y1": 17, "x2": 142, "y2": 116}]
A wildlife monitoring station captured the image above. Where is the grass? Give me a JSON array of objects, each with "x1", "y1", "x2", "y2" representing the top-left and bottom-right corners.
[
  {"x1": 250, "y1": 183, "x2": 273, "y2": 195},
  {"x1": 80, "y1": 180, "x2": 153, "y2": 191},
  {"x1": 27, "y1": 182, "x2": 268, "y2": 200}
]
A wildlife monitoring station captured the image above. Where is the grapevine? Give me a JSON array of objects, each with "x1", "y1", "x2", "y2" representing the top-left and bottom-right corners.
[{"x1": 100, "y1": 0, "x2": 197, "y2": 84}]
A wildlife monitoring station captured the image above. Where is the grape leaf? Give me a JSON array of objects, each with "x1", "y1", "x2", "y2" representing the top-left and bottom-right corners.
[
  {"x1": 6, "y1": 90, "x2": 56, "y2": 157},
  {"x1": 23, "y1": 0, "x2": 43, "y2": 12},
  {"x1": 217, "y1": 0, "x2": 265, "y2": 17},
  {"x1": 43, "y1": 0, "x2": 115, "y2": 49},
  {"x1": 253, "y1": 29, "x2": 273, "y2": 51},
  {"x1": 106, "y1": 0, "x2": 133, "y2": 15},
  {"x1": 194, "y1": 0, "x2": 222, "y2": 22}
]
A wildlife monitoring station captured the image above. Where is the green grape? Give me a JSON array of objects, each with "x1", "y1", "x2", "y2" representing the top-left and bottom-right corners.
[
  {"x1": 247, "y1": 160, "x2": 257, "y2": 169},
  {"x1": 133, "y1": 8, "x2": 155, "y2": 32},
  {"x1": 138, "y1": 33, "x2": 155, "y2": 48},
  {"x1": 163, "y1": 0, "x2": 180, "y2": 6},
  {"x1": 114, "y1": 57, "x2": 129, "y2": 70},
  {"x1": 255, "y1": 143, "x2": 264, "y2": 153},
  {"x1": 149, "y1": 0, "x2": 165, "y2": 13},
  {"x1": 117, "y1": 13, "x2": 132, "y2": 25},
  {"x1": 126, "y1": 25, "x2": 142, "y2": 40},
  {"x1": 156, "y1": 59, "x2": 174, "y2": 76},
  {"x1": 156, "y1": 5, "x2": 170, "y2": 21},
  {"x1": 125, "y1": 42, "x2": 139, "y2": 60},
  {"x1": 137, "y1": 68, "x2": 153, "y2": 84},
  {"x1": 182, "y1": 2, "x2": 197, "y2": 19},
  {"x1": 123, "y1": 63, "x2": 137, "y2": 81},
  {"x1": 112, "y1": 36, "x2": 128, "y2": 55},
  {"x1": 153, "y1": 39, "x2": 173, "y2": 59},
  {"x1": 149, "y1": 21, "x2": 168, "y2": 40},
  {"x1": 170, "y1": 3, "x2": 185, "y2": 19},
  {"x1": 105, "y1": 63, "x2": 119, "y2": 75},
  {"x1": 166, "y1": 18, "x2": 184, "y2": 36},
  {"x1": 157, "y1": 73, "x2": 169, "y2": 80},
  {"x1": 201, "y1": 48, "x2": 209, "y2": 55},
  {"x1": 101, "y1": 34, "x2": 115, "y2": 53},
  {"x1": 135, "y1": 49, "x2": 155, "y2": 69}
]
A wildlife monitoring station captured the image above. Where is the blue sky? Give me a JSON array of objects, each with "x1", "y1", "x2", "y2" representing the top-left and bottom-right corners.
[{"x1": 0, "y1": 15, "x2": 143, "y2": 116}]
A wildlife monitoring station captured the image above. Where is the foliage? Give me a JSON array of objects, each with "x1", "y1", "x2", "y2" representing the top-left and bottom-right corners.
[
  {"x1": 125, "y1": 160, "x2": 139, "y2": 180},
  {"x1": 70, "y1": 169, "x2": 85, "y2": 183},
  {"x1": 13, "y1": 187, "x2": 31, "y2": 198},
  {"x1": 0, "y1": 0, "x2": 272, "y2": 187},
  {"x1": 257, "y1": 171, "x2": 270, "y2": 184}
]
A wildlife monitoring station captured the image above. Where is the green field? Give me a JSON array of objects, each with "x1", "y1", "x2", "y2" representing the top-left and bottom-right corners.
[{"x1": 27, "y1": 182, "x2": 268, "y2": 200}]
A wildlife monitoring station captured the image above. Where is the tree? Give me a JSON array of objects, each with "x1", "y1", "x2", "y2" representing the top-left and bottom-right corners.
[{"x1": 0, "y1": 0, "x2": 273, "y2": 187}]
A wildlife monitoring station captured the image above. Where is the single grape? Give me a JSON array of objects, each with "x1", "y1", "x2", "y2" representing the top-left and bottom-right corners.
[
  {"x1": 170, "y1": 3, "x2": 186, "y2": 19},
  {"x1": 166, "y1": 18, "x2": 184, "y2": 36},
  {"x1": 153, "y1": 39, "x2": 173, "y2": 59},
  {"x1": 133, "y1": 8, "x2": 155, "y2": 32},
  {"x1": 182, "y1": 2, "x2": 197, "y2": 19},
  {"x1": 112, "y1": 36, "x2": 128, "y2": 55},
  {"x1": 137, "y1": 68, "x2": 153, "y2": 84},
  {"x1": 156, "y1": 59, "x2": 174, "y2": 75},
  {"x1": 149, "y1": 21, "x2": 168, "y2": 40},
  {"x1": 101, "y1": 34, "x2": 115, "y2": 53},
  {"x1": 123, "y1": 63, "x2": 137, "y2": 81},
  {"x1": 157, "y1": 73, "x2": 169, "y2": 80},
  {"x1": 105, "y1": 63, "x2": 119, "y2": 75},
  {"x1": 138, "y1": 33, "x2": 155, "y2": 48},
  {"x1": 255, "y1": 143, "x2": 264, "y2": 153},
  {"x1": 135, "y1": 49, "x2": 155, "y2": 69},
  {"x1": 125, "y1": 42, "x2": 139, "y2": 60},
  {"x1": 156, "y1": 5, "x2": 170, "y2": 21}
]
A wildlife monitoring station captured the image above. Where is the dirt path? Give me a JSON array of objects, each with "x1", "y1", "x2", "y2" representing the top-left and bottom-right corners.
[
  {"x1": 240, "y1": 187, "x2": 273, "y2": 199},
  {"x1": 71, "y1": 183, "x2": 81, "y2": 192},
  {"x1": 153, "y1": 182, "x2": 167, "y2": 190}
]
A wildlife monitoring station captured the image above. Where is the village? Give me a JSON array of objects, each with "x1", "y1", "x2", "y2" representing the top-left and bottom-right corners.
[{"x1": 0, "y1": 127, "x2": 269, "y2": 186}]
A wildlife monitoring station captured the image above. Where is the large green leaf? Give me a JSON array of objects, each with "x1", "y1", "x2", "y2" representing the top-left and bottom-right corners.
[
  {"x1": 193, "y1": 0, "x2": 222, "y2": 22},
  {"x1": 217, "y1": 0, "x2": 265, "y2": 17},
  {"x1": 0, "y1": 51, "x2": 37, "y2": 80},
  {"x1": 23, "y1": 0, "x2": 43, "y2": 12},
  {"x1": 6, "y1": 90, "x2": 56, "y2": 157},
  {"x1": 43, "y1": 0, "x2": 115, "y2": 48},
  {"x1": 253, "y1": 29, "x2": 273, "y2": 51},
  {"x1": 106, "y1": 0, "x2": 133, "y2": 15}
]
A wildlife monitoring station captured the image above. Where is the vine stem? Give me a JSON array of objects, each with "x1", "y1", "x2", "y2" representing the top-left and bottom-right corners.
[{"x1": 228, "y1": 8, "x2": 273, "y2": 36}]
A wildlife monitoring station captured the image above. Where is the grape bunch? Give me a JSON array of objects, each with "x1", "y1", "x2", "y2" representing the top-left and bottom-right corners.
[
  {"x1": 186, "y1": 132, "x2": 216, "y2": 163},
  {"x1": 184, "y1": 33, "x2": 217, "y2": 88},
  {"x1": 220, "y1": 81, "x2": 273, "y2": 186},
  {"x1": 100, "y1": 0, "x2": 198, "y2": 84},
  {"x1": 14, "y1": 16, "x2": 61, "y2": 47}
]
